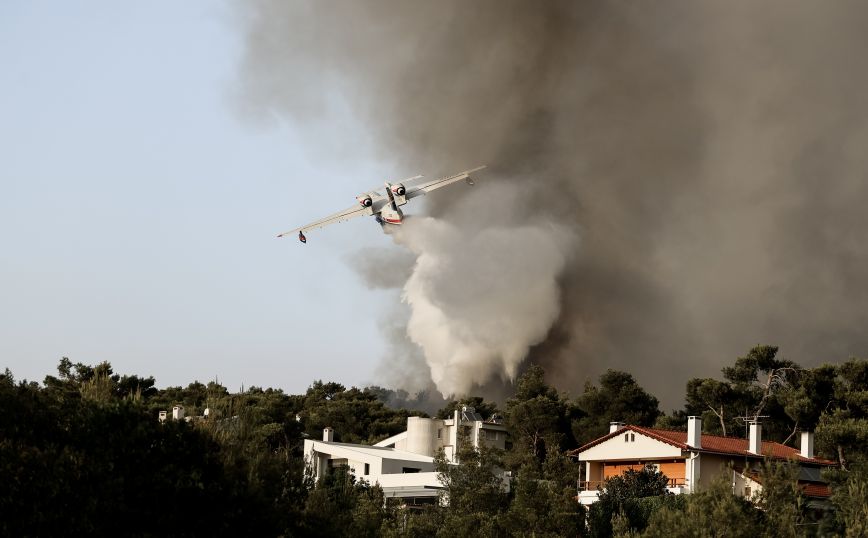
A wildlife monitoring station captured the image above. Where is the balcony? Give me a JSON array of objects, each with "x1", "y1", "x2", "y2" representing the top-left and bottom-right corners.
[
  {"x1": 577, "y1": 478, "x2": 688, "y2": 505},
  {"x1": 579, "y1": 477, "x2": 686, "y2": 491}
]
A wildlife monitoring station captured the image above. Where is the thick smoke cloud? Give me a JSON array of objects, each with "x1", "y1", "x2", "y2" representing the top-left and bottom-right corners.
[
  {"x1": 394, "y1": 214, "x2": 574, "y2": 395},
  {"x1": 237, "y1": 1, "x2": 868, "y2": 406}
]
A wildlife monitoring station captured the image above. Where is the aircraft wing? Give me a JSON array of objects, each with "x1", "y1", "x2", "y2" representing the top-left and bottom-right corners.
[
  {"x1": 405, "y1": 165, "x2": 486, "y2": 200},
  {"x1": 277, "y1": 198, "x2": 388, "y2": 238}
]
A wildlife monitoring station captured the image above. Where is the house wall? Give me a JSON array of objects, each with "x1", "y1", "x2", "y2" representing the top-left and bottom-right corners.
[
  {"x1": 407, "y1": 417, "x2": 440, "y2": 457},
  {"x1": 732, "y1": 469, "x2": 762, "y2": 500},
  {"x1": 373, "y1": 472, "x2": 442, "y2": 489},
  {"x1": 580, "y1": 432, "x2": 683, "y2": 461},
  {"x1": 590, "y1": 461, "x2": 604, "y2": 482},
  {"x1": 478, "y1": 425, "x2": 508, "y2": 450},
  {"x1": 698, "y1": 453, "x2": 732, "y2": 489}
]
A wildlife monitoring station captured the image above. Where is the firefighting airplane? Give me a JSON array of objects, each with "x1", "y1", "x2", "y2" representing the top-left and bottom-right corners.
[{"x1": 277, "y1": 166, "x2": 486, "y2": 243}]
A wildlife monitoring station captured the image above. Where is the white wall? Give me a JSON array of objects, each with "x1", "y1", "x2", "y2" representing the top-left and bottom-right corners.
[
  {"x1": 732, "y1": 469, "x2": 762, "y2": 500},
  {"x1": 406, "y1": 417, "x2": 439, "y2": 457},
  {"x1": 579, "y1": 432, "x2": 683, "y2": 461},
  {"x1": 373, "y1": 472, "x2": 442, "y2": 489}
]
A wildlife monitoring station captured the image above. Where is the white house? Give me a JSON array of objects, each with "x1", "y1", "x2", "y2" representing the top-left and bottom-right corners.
[
  {"x1": 303, "y1": 406, "x2": 507, "y2": 505},
  {"x1": 569, "y1": 417, "x2": 835, "y2": 506}
]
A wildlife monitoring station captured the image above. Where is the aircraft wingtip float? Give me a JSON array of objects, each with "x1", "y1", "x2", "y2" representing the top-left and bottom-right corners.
[{"x1": 277, "y1": 166, "x2": 486, "y2": 243}]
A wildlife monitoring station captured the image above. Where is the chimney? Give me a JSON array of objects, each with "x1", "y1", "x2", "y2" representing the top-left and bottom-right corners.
[
  {"x1": 687, "y1": 416, "x2": 702, "y2": 449},
  {"x1": 323, "y1": 427, "x2": 334, "y2": 442},
  {"x1": 609, "y1": 421, "x2": 625, "y2": 433},
  {"x1": 800, "y1": 431, "x2": 814, "y2": 459},
  {"x1": 748, "y1": 421, "x2": 762, "y2": 455}
]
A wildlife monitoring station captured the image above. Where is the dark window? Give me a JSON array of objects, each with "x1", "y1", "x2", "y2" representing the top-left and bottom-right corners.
[{"x1": 402, "y1": 467, "x2": 421, "y2": 473}]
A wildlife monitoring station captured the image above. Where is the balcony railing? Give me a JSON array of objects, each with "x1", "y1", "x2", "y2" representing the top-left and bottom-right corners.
[{"x1": 579, "y1": 478, "x2": 687, "y2": 491}]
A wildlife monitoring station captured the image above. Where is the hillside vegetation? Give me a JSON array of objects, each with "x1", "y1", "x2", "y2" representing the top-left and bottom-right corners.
[{"x1": 1, "y1": 346, "x2": 866, "y2": 536}]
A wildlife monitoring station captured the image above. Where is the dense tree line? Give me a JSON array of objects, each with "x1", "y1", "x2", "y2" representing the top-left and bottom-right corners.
[{"x1": 1, "y1": 346, "x2": 867, "y2": 536}]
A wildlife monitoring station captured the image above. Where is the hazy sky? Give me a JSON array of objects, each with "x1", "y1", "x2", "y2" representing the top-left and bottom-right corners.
[{"x1": 0, "y1": 1, "x2": 404, "y2": 392}]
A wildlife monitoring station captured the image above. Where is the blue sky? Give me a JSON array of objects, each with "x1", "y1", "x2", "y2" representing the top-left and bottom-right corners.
[{"x1": 0, "y1": 1, "x2": 402, "y2": 392}]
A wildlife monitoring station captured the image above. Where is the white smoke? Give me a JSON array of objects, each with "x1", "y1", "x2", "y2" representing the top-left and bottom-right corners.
[{"x1": 388, "y1": 187, "x2": 575, "y2": 396}]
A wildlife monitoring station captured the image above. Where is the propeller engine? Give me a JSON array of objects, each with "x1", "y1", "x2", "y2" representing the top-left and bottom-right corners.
[
  {"x1": 356, "y1": 195, "x2": 373, "y2": 207},
  {"x1": 390, "y1": 183, "x2": 406, "y2": 196}
]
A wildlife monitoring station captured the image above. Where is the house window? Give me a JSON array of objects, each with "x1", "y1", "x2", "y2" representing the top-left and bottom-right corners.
[
  {"x1": 364, "y1": 463, "x2": 370, "y2": 475},
  {"x1": 631, "y1": 433, "x2": 636, "y2": 442},
  {"x1": 328, "y1": 459, "x2": 349, "y2": 473},
  {"x1": 402, "y1": 467, "x2": 421, "y2": 474},
  {"x1": 624, "y1": 434, "x2": 629, "y2": 442},
  {"x1": 744, "y1": 486, "x2": 752, "y2": 498},
  {"x1": 437, "y1": 428, "x2": 442, "y2": 439}
]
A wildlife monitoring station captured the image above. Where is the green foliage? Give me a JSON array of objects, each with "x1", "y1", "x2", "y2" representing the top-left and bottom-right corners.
[
  {"x1": 588, "y1": 465, "x2": 672, "y2": 537},
  {"x1": 686, "y1": 377, "x2": 737, "y2": 436},
  {"x1": 435, "y1": 436, "x2": 510, "y2": 519},
  {"x1": 686, "y1": 345, "x2": 801, "y2": 442},
  {"x1": 300, "y1": 381, "x2": 426, "y2": 444},
  {"x1": 506, "y1": 462, "x2": 586, "y2": 537},
  {"x1": 641, "y1": 474, "x2": 762, "y2": 537},
  {"x1": 6, "y1": 353, "x2": 868, "y2": 536},
  {"x1": 0, "y1": 375, "x2": 276, "y2": 536},
  {"x1": 573, "y1": 369, "x2": 661, "y2": 445},
  {"x1": 755, "y1": 462, "x2": 810, "y2": 537},
  {"x1": 436, "y1": 396, "x2": 499, "y2": 420},
  {"x1": 813, "y1": 359, "x2": 868, "y2": 468},
  {"x1": 821, "y1": 464, "x2": 868, "y2": 537},
  {"x1": 653, "y1": 410, "x2": 688, "y2": 431},
  {"x1": 300, "y1": 465, "x2": 389, "y2": 537},
  {"x1": 506, "y1": 365, "x2": 576, "y2": 468}
]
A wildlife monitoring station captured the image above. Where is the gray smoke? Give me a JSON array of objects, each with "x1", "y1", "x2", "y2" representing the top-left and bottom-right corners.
[{"x1": 237, "y1": 1, "x2": 868, "y2": 407}]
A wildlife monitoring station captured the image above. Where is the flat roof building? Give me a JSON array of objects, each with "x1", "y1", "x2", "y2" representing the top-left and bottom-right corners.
[{"x1": 304, "y1": 407, "x2": 507, "y2": 504}]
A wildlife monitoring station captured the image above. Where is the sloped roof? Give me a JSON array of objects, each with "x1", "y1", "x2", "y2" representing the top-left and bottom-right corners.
[
  {"x1": 735, "y1": 466, "x2": 832, "y2": 498},
  {"x1": 800, "y1": 482, "x2": 832, "y2": 498},
  {"x1": 570, "y1": 425, "x2": 836, "y2": 466}
]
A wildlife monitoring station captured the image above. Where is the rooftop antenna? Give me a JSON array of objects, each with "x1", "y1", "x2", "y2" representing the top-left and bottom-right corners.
[{"x1": 735, "y1": 414, "x2": 770, "y2": 439}]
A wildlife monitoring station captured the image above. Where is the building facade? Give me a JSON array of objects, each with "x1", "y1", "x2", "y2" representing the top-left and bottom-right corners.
[
  {"x1": 570, "y1": 417, "x2": 835, "y2": 507},
  {"x1": 303, "y1": 406, "x2": 507, "y2": 504}
]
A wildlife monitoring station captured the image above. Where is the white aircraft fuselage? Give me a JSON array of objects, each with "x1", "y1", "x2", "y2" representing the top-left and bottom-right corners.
[
  {"x1": 379, "y1": 182, "x2": 406, "y2": 225},
  {"x1": 277, "y1": 166, "x2": 485, "y2": 243}
]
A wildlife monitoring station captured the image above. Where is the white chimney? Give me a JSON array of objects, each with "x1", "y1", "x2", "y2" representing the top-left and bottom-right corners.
[
  {"x1": 800, "y1": 431, "x2": 814, "y2": 459},
  {"x1": 687, "y1": 416, "x2": 702, "y2": 449},
  {"x1": 748, "y1": 421, "x2": 762, "y2": 455},
  {"x1": 323, "y1": 427, "x2": 334, "y2": 442},
  {"x1": 609, "y1": 421, "x2": 625, "y2": 433}
]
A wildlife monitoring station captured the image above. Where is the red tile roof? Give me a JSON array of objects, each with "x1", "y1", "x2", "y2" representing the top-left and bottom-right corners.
[
  {"x1": 800, "y1": 482, "x2": 832, "y2": 498},
  {"x1": 570, "y1": 425, "x2": 837, "y2": 466},
  {"x1": 735, "y1": 467, "x2": 832, "y2": 498}
]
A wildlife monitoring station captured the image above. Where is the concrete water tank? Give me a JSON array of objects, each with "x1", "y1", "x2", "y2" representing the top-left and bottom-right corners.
[{"x1": 406, "y1": 417, "x2": 437, "y2": 456}]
